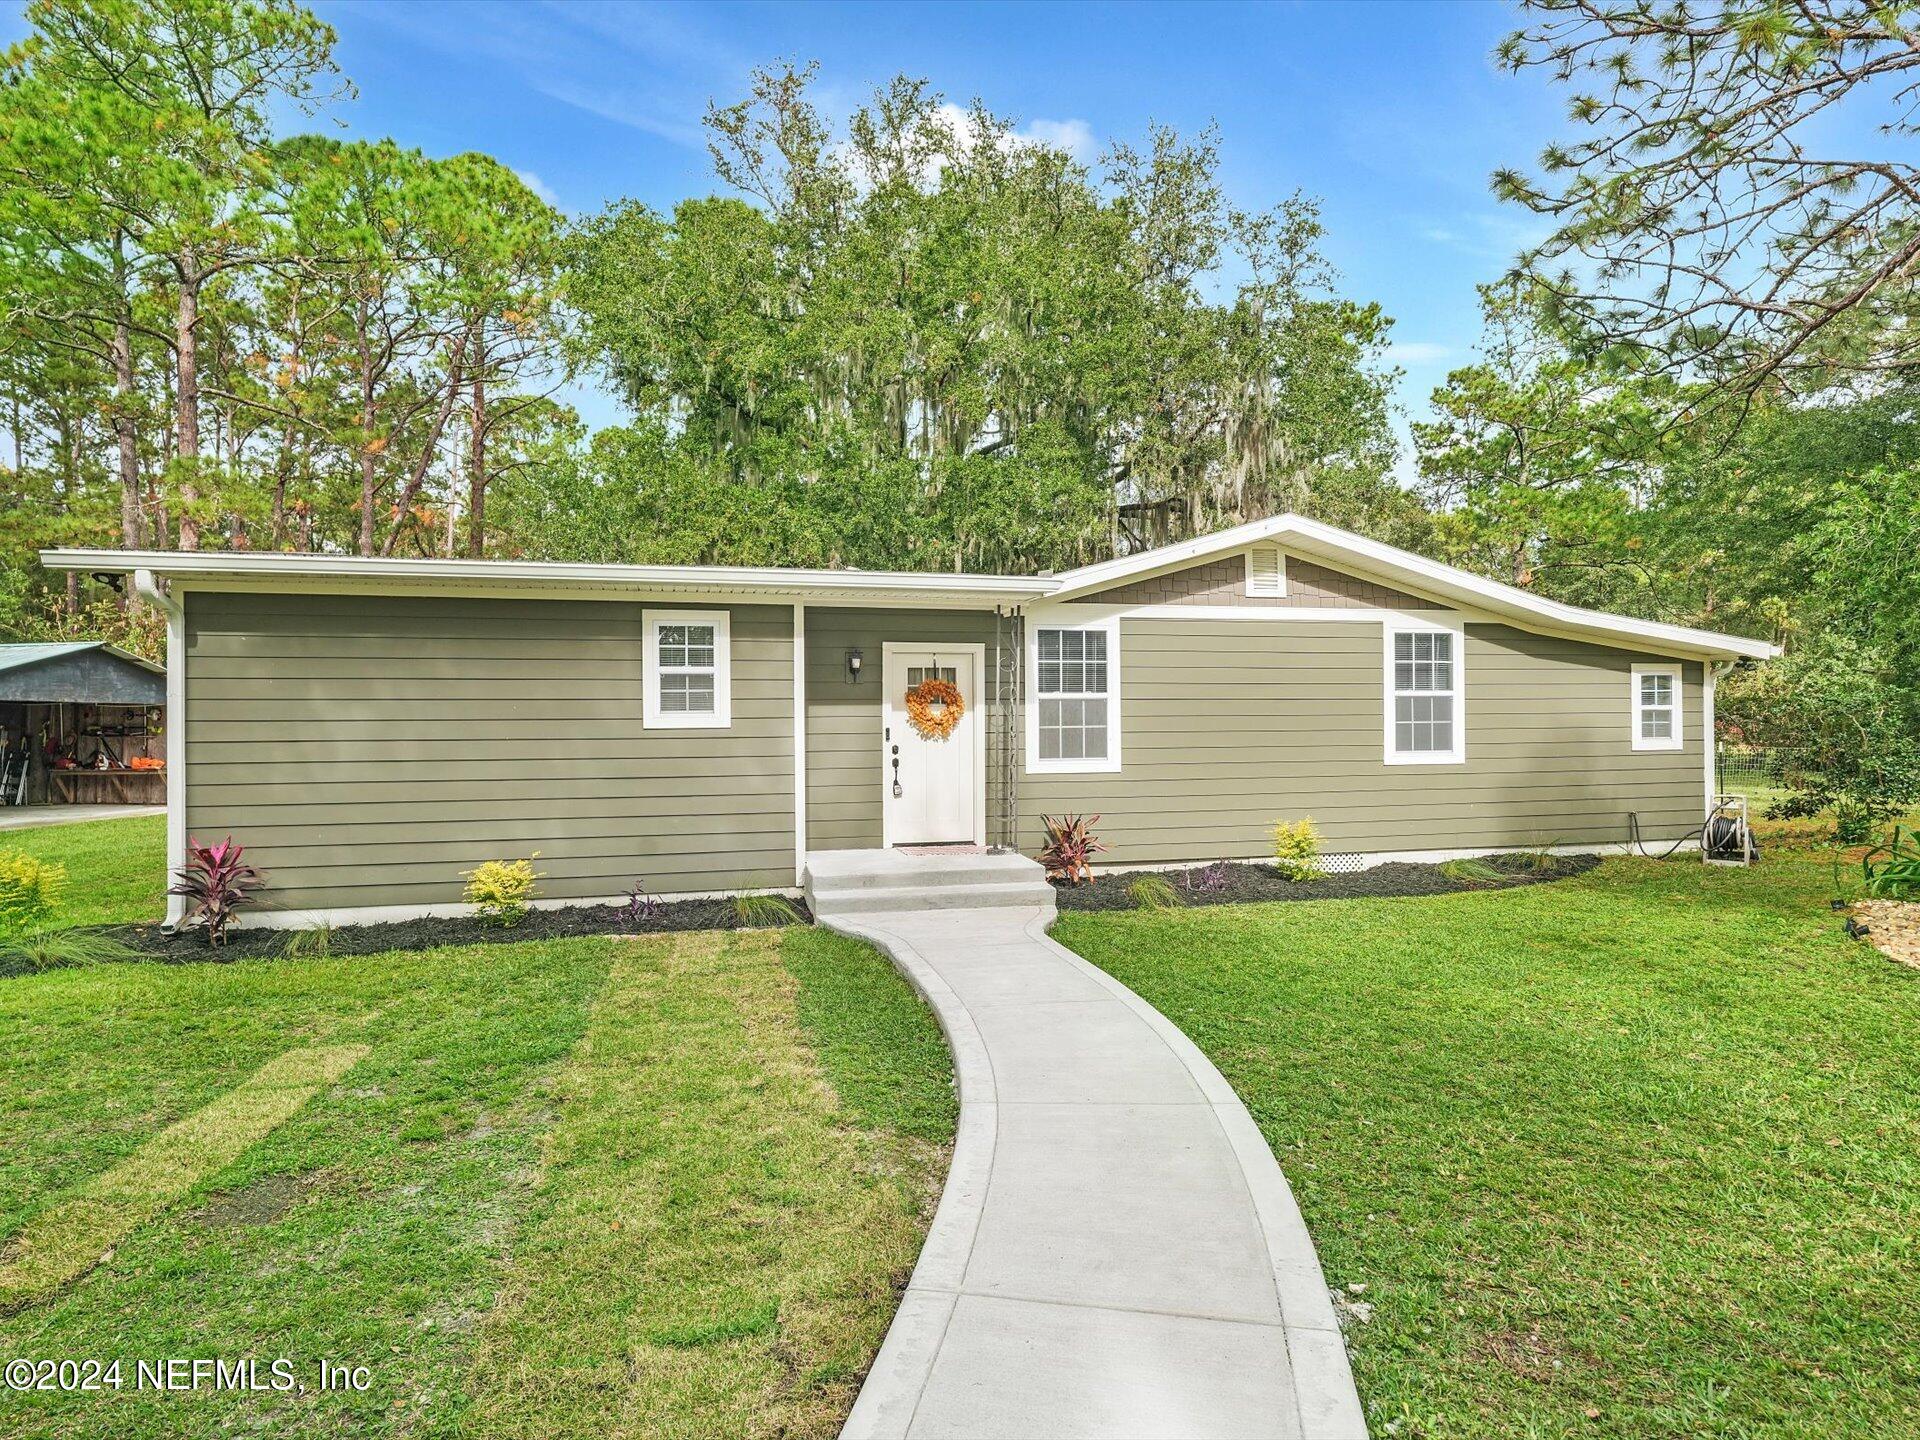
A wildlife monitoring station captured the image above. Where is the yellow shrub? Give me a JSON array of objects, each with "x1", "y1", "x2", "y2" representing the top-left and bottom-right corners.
[
  {"x1": 462, "y1": 855, "x2": 542, "y2": 928},
  {"x1": 1271, "y1": 817, "x2": 1325, "y2": 882},
  {"x1": 0, "y1": 850, "x2": 67, "y2": 937}
]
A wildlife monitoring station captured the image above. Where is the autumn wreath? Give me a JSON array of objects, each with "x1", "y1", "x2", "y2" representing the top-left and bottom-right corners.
[{"x1": 904, "y1": 676, "x2": 965, "y2": 741}]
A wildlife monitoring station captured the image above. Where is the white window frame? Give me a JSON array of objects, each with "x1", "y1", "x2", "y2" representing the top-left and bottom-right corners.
[
  {"x1": 1025, "y1": 613, "x2": 1122, "y2": 774},
  {"x1": 1383, "y1": 620, "x2": 1466, "y2": 765},
  {"x1": 643, "y1": 608, "x2": 731, "y2": 729},
  {"x1": 1630, "y1": 663, "x2": 1683, "y2": 751}
]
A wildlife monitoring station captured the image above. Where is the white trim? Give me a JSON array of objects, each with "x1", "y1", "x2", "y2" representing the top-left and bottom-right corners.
[
  {"x1": 1050, "y1": 602, "x2": 1477, "y2": 625},
  {"x1": 642, "y1": 608, "x2": 731, "y2": 729},
  {"x1": 41, "y1": 547, "x2": 1053, "y2": 607},
  {"x1": 230, "y1": 885, "x2": 802, "y2": 932},
  {"x1": 1705, "y1": 660, "x2": 1732, "y2": 816},
  {"x1": 793, "y1": 602, "x2": 807, "y2": 885},
  {"x1": 1087, "y1": 838, "x2": 1700, "y2": 879},
  {"x1": 880, "y1": 642, "x2": 988, "y2": 848},
  {"x1": 42, "y1": 514, "x2": 1779, "y2": 661},
  {"x1": 1245, "y1": 544, "x2": 1286, "y2": 597},
  {"x1": 1383, "y1": 618, "x2": 1466, "y2": 766},
  {"x1": 1045, "y1": 514, "x2": 1779, "y2": 660},
  {"x1": 135, "y1": 569, "x2": 187, "y2": 928},
  {"x1": 1630, "y1": 662, "x2": 1684, "y2": 751},
  {"x1": 1025, "y1": 613, "x2": 1123, "y2": 774}
]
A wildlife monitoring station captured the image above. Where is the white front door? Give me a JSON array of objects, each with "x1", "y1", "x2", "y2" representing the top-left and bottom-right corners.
[{"x1": 882, "y1": 645, "x2": 983, "y2": 846}]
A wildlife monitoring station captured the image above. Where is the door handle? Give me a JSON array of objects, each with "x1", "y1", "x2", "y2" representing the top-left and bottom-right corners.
[{"x1": 891, "y1": 747, "x2": 903, "y2": 797}]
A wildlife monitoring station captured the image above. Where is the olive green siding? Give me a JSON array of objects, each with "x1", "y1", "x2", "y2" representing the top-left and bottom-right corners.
[
  {"x1": 803, "y1": 607, "x2": 1007, "y2": 852},
  {"x1": 184, "y1": 591, "x2": 794, "y2": 915},
  {"x1": 1019, "y1": 618, "x2": 1704, "y2": 863}
]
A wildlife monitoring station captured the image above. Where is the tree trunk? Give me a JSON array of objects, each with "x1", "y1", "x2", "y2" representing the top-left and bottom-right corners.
[
  {"x1": 379, "y1": 331, "x2": 469, "y2": 558},
  {"x1": 358, "y1": 445, "x2": 377, "y2": 557},
  {"x1": 111, "y1": 309, "x2": 144, "y2": 552},
  {"x1": 174, "y1": 270, "x2": 202, "y2": 549},
  {"x1": 466, "y1": 360, "x2": 486, "y2": 559},
  {"x1": 357, "y1": 312, "x2": 377, "y2": 557}
]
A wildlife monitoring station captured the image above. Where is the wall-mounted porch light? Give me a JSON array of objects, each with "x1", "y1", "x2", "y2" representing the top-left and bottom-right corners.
[{"x1": 846, "y1": 648, "x2": 863, "y2": 682}]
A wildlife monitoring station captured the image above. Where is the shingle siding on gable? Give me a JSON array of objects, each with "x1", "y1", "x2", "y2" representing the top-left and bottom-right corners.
[{"x1": 1068, "y1": 553, "x2": 1444, "y2": 609}]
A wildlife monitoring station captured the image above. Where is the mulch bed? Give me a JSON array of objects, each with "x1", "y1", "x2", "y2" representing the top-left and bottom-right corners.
[
  {"x1": 1051, "y1": 851, "x2": 1600, "y2": 912},
  {"x1": 94, "y1": 894, "x2": 812, "y2": 967}
]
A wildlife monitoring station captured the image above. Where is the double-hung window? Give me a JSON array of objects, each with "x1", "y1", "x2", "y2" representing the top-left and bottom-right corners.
[
  {"x1": 1028, "y1": 617, "x2": 1120, "y2": 772},
  {"x1": 1631, "y1": 664, "x2": 1682, "y2": 750},
  {"x1": 1385, "y1": 626, "x2": 1464, "y2": 763},
  {"x1": 643, "y1": 609, "x2": 731, "y2": 729}
]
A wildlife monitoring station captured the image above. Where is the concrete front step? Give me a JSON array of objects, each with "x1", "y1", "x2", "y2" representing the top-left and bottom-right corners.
[{"x1": 803, "y1": 848, "x2": 1055, "y2": 923}]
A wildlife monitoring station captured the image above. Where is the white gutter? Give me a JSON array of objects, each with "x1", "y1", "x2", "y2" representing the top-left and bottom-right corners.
[
  {"x1": 134, "y1": 568, "x2": 187, "y2": 928},
  {"x1": 50, "y1": 519, "x2": 1780, "y2": 663},
  {"x1": 43, "y1": 548, "x2": 1055, "y2": 605}
]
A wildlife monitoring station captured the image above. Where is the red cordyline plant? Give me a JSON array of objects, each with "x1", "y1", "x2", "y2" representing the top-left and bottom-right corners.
[
  {"x1": 169, "y1": 836, "x2": 264, "y2": 947},
  {"x1": 1038, "y1": 813, "x2": 1108, "y2": 885}
]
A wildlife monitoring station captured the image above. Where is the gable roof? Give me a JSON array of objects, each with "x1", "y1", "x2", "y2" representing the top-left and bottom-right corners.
[
  {"x1": 39, "y1": 513, "x2": 1779, "y2": 662},
  {"x1": 1048, "y1": 514, "x2": 1780, "y2": 661},
  {"x1": 0, "y1": 641, "x2": 164, "y2": 677}
]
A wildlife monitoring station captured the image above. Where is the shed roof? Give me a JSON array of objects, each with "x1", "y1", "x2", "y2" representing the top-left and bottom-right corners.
[{"x1": 0, "y1": 642, "x2": 165, "y2": 704}]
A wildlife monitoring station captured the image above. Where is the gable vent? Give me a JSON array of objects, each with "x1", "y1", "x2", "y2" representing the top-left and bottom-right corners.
[{"x1": 1246, "y1": 545, "x2": 1285, "y2": 597}]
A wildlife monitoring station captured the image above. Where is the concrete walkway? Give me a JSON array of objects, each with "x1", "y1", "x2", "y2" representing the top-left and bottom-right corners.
[
  {"x1": 0, "y1": 803, "x2": 163, "y2": 831},
  {"x1": 828, "y1": 903, "x2": 1366, "y2": 1440}
]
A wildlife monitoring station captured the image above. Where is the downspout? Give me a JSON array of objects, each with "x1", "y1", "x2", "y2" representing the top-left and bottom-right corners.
[
  {"x1": 1705, "y1": 659, "x2": 1735, "y2": 820},
  {"x1": 136, "y1": 568, "x2": 188, "y2": 927}
]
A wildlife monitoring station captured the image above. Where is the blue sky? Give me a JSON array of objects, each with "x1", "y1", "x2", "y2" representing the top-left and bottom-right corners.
[{"x1": 8, "y1": 0, "x2": 1575, "y2": 467}]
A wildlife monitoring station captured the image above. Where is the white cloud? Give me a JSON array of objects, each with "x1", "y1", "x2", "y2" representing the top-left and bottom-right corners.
[
  {"x1": 1019, "y1": 117, "x2": 1098, "y2": 163},
  {"x1": 1389, "y1": 341, "x2": 1453, "y2": 366},
  {"x1": 514, "y1": 168, "x2": 562, "y2": 207},
  {"x1": 529, "y1": 79, "x2": 709, "y2": 150}
]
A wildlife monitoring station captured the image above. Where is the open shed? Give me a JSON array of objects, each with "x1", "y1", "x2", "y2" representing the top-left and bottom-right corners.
[{"x1": 0, "y1": 642, "x2": 167, "y2": 807}]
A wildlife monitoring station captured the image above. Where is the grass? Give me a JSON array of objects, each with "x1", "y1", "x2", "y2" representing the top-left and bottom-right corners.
[
  {"x1": 1054, "y1": 840, "x2": 1920, "y2": 1438},
  {"x1": 0, "y1": 818, "x2": 955, "y2": 1439},
  {"x1": 460, "y1": 929, "x2": 950, "y2": 1438},
  {"x1": 0, "y1": 812, "x2": 166, "y2": 927}
]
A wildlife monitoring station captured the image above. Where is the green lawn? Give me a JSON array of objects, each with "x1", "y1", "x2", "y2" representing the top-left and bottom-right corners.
[
  {"x1": 0, "y1": 819, "x2": 955, "y2": 1439},
  {"x1": 2, "y1": 812, "x2": 166, "y2": 927},
  {"x1": 1055, "y1": 846, "x2": 1920, "y2": 1438}
]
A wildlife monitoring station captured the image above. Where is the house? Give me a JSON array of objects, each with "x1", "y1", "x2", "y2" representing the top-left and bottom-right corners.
[
  {"x1": 0, "y1": 642, "x2": 167, "y2": 809},
  {"x1": 43, "y1": 515, "x2": 1779, "y2": 928}
]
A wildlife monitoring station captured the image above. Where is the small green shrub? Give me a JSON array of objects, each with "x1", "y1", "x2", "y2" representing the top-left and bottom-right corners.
[
  {"x1": 3, "y1": 927, "x2": 137, "y2": 974},
  {"x1": 1438, "y1": 858, "x2": 1504, "y2": 887},
  {"x1": 462, "y1": 855, "x2": 542, "y2": 928},
  {"x1": 1271, "y1": 817, "x2": 1324, "y2": 882},
  {"x1": 1513, "y1": 839, "x2": 1569, "y2": 873},
  {"x1": 282, "y1": 923, "x2": 334, "y2": 960},
  {"x1": 734, "y1": 893, "x2": 801, "y2": 928},
  {"x1": 1126, "y1": 874, "x2": 1182, "y2": 911},
  {"x1": 0, "y1": 849, "x2": 68, "y2": 937}
]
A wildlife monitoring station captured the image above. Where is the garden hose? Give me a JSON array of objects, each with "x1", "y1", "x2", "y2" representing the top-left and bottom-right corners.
[{"x1": 1628, "y1": 800, "x2": 1751, "y2": 861}]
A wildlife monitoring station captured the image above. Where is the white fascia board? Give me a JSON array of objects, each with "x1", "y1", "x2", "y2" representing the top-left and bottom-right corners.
[
  {"x1": 39, "y1": 548, "x2": 1054, "y2": 608},
  {"x1": 1049, "y1": 514, "x2": 1780, "y2": 662}
]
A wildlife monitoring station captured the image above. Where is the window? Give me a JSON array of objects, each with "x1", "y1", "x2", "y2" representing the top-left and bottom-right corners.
[
  {"x1": 1631, "y1": 664, "x2": 1682, "y2": 751},
  {"x1": 643, "y1": 609, "x2": 730, "y2": 728},
  {"x1": 1385, "y1": 626, "x2": 1464, "y2": 764},
  {"x1": 1027, "y1": 617, "x2": 1121, "y2": 772}
]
